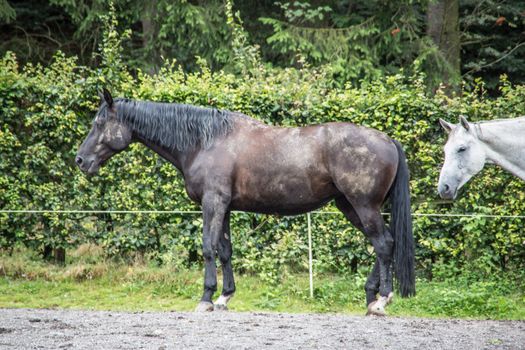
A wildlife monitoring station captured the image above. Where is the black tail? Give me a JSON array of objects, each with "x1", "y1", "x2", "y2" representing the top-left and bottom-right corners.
[{"x1": 390, "y1": 140, "x2": 415, "y2": 297}]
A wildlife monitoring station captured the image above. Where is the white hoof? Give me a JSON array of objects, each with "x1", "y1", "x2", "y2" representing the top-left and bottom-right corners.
[
  {"x1": 213, "y1": 293, "x2": 234, "y2": 311},
  {"x1": 366, "y1": 296, "x2": 389, "y2": 316},
  {"x1": 195, "y1": 301, "x2": 214, "y2": 312}
]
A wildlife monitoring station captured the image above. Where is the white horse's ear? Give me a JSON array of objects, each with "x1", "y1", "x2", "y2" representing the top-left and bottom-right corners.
[
  {"x1": 459, "y1": 115, "x2": 470, "y2": 131},
  {"x1": 439, "y1": 118, "x2": 454, "y2": 134}
]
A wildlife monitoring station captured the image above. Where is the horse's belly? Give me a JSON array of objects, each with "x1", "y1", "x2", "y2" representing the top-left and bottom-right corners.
[
  {"x1": 230, "y1": 199, "x2": 333, "y2": 215},
  {"x1": 230, "y1": 173, "x2": 338, "y2": 215}
]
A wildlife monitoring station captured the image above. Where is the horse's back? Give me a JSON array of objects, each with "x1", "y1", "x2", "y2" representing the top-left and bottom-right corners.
[{"x1": 189, "y1": 118, "x2": 398, "y2": 214}]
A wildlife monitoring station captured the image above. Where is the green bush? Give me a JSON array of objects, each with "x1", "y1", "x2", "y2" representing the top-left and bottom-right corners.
[{"x1": 1, "y1": 16, "x2": 525, "y2": 281}]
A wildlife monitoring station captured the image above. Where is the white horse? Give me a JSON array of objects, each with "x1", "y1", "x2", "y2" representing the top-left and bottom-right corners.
[{"x1": 438, "y1": 115, "x2": 525, "y2": 199}]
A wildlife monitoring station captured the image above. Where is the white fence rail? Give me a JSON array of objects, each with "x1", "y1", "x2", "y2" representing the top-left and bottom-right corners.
[{"x1": 3, "y1": 209, "x2": 525, "y2": 218}]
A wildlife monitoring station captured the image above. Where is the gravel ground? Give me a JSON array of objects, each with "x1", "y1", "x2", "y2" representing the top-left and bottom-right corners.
[{"x1": 0, "y1": 308, "x2": 524, "y2": 349}]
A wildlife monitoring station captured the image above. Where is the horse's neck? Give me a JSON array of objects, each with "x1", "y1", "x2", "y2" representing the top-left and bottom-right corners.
[
  {"x1": 134, "y1": 134, "x2": 188, "y2": 172},
  {"x1": 478, "y1": 118, "x2": 525, "y2": 180}
]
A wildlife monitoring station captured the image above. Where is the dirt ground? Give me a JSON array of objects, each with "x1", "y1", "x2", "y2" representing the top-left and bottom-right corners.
[{"x1": 0, "y1": 308, "x2": 524, "y2": 349}]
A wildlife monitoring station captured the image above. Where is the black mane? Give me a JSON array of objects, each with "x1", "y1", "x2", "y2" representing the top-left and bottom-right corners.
[{"x1": 113, "y1": 99, "x2": 233, "y2": 151}]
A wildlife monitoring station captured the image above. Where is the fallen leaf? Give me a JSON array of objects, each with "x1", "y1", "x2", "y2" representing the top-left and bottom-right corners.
[{"x1": 495, "y1": 16, "x2": 506, "y2": 26}]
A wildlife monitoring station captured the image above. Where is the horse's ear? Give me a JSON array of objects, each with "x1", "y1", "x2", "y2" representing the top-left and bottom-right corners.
[
  {"x1": 102, "y1": 88, "x2": 114, "y2": 108},
  {"x1": 459, "y1": 115, "x2": 470, "y2": 131},
  {"x1": 439, "y1": 118, "x2": 454, "y2": 134}
]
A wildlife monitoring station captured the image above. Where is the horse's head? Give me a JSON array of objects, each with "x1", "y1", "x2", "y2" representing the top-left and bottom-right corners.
[
  {"x1": 76, "y1": 89, "x2": 132, "y2": 175},
  {"x1": 437, "y1": 116, "x2": 486, "y2": 200}
]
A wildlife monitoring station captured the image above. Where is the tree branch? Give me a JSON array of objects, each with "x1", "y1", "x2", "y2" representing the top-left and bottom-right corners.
[{"x1": 462, "y1": 41, "x2": 525, "y2": 77}]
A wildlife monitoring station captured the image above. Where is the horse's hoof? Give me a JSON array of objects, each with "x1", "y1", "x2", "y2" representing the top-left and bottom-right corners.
[
  {"x1": 195, "y1": 301, "x2": 214, "y2": 312},
  {"x1": 366, "y1": 298, "x2": 388, "y2": 316},
  {"x1": 214, "y1": 303, "x2": 228, "y2": 311}
]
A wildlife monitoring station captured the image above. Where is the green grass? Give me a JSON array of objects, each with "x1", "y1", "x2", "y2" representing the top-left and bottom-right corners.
[{"x1": 1, "y1": 248, "x2": 524, "y2": 319}]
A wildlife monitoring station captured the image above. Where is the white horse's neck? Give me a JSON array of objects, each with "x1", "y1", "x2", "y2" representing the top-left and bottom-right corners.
[{"x1": 476, "y1": 117, "x2": 525, "y2": 180}]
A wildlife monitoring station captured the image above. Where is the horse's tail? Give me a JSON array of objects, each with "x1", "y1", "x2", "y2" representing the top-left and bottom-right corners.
[{"x1": 389, "y1": 139, "x2": 415, "y2": 297}]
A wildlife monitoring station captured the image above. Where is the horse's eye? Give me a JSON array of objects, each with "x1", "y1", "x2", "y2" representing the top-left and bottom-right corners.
[{"x1": 458, "y1": 146, "x2": 467, "y2": 153}]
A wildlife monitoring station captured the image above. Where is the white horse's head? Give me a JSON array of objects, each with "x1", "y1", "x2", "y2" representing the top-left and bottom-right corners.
[{"x1": 437, "y1": 116, "x2": 487, "y2": 200}]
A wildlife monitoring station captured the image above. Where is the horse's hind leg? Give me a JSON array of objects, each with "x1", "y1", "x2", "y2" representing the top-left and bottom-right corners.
[
  {"x1": 358, "y1": 207, "x2": 394, "y2": 316},
  {"x1": 335, "y1": 198, "x2": 383, "y2": 309},
  {"x1": 364, "y1": 259, "x2": 380, "y2": 306},
  {"x1": 337, "y1": 198, "x2": 394, "y2": 315},
  {"x1": 214, "y1": 211, "x2": 236, "y2": 311}
]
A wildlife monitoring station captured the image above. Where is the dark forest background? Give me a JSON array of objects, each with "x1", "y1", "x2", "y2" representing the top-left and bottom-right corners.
[{"x1": 1, "y1": 0, "x2": 525, "y2": 91}]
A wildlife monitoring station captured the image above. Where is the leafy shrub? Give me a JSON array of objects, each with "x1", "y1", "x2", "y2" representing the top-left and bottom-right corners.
[{"x1": 1, "y1": 14, "x2": 525, "y2": 280}]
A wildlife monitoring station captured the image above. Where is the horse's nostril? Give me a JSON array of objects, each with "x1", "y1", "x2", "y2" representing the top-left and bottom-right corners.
[
  {"x1": 75, "y1": 156, "x2": 83, "y2": 166},
  {"x1": 444, "y1": 184, "x2": 450, "y2": 192}
]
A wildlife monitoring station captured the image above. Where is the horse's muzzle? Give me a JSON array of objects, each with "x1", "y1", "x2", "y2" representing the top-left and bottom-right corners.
[
  {"x1": 438, "y1": 183, "x2": 456, "y2": 200},
  {"x1": 75, "y1": 154, "x2": 97, "y2": 175}
]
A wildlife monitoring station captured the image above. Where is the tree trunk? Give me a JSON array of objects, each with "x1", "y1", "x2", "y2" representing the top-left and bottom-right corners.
[
  {"x1": 427, "y1": 0, "x2": 461, "y2": 93},
  {"x1": 43, "y1": 245, "x2": 53, "y2": 260},
  {"x1": 53, "y1": 247, "x2": 66, "y2": 265},
  {"x1": 141, "y1": 0, "x2": 158, "y2": 74},
  {"x1": 43, "y1": 245, "x2": 66, "y2": 264}
]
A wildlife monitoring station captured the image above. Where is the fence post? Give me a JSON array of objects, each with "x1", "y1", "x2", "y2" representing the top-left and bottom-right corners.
[{"x1": 307, "y1": 212, "x2": 313, "y2": 298}]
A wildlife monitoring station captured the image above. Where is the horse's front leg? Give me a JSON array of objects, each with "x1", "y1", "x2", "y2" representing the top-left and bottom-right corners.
[
  {"x1": 214, "y1": 211, "x2": 236, "y2": 311},
  {"x1": 195, "y1": 192, "x2": 230, "y2": 312}
]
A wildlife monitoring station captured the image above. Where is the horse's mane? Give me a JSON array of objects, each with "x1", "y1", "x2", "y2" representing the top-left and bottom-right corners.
[
  {"x1": 112, "y1": 99, "x2": 234, "y2": 151},
  {"x1": 474, "y1": 116, "x2": 525, "y2": 125}
]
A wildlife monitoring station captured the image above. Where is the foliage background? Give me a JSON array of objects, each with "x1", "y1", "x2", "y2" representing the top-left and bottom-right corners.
[
  {"x1": 2, "y1": 4, "x2": 525, "y2": 285},
  {"x1": 2, "y1": 0, "x2": 525, "y2": 90}
]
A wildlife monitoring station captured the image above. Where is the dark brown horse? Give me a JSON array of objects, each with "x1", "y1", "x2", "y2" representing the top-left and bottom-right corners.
[{"x1": 76, "y1": 89, "x2": 415, "y2": 315}]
